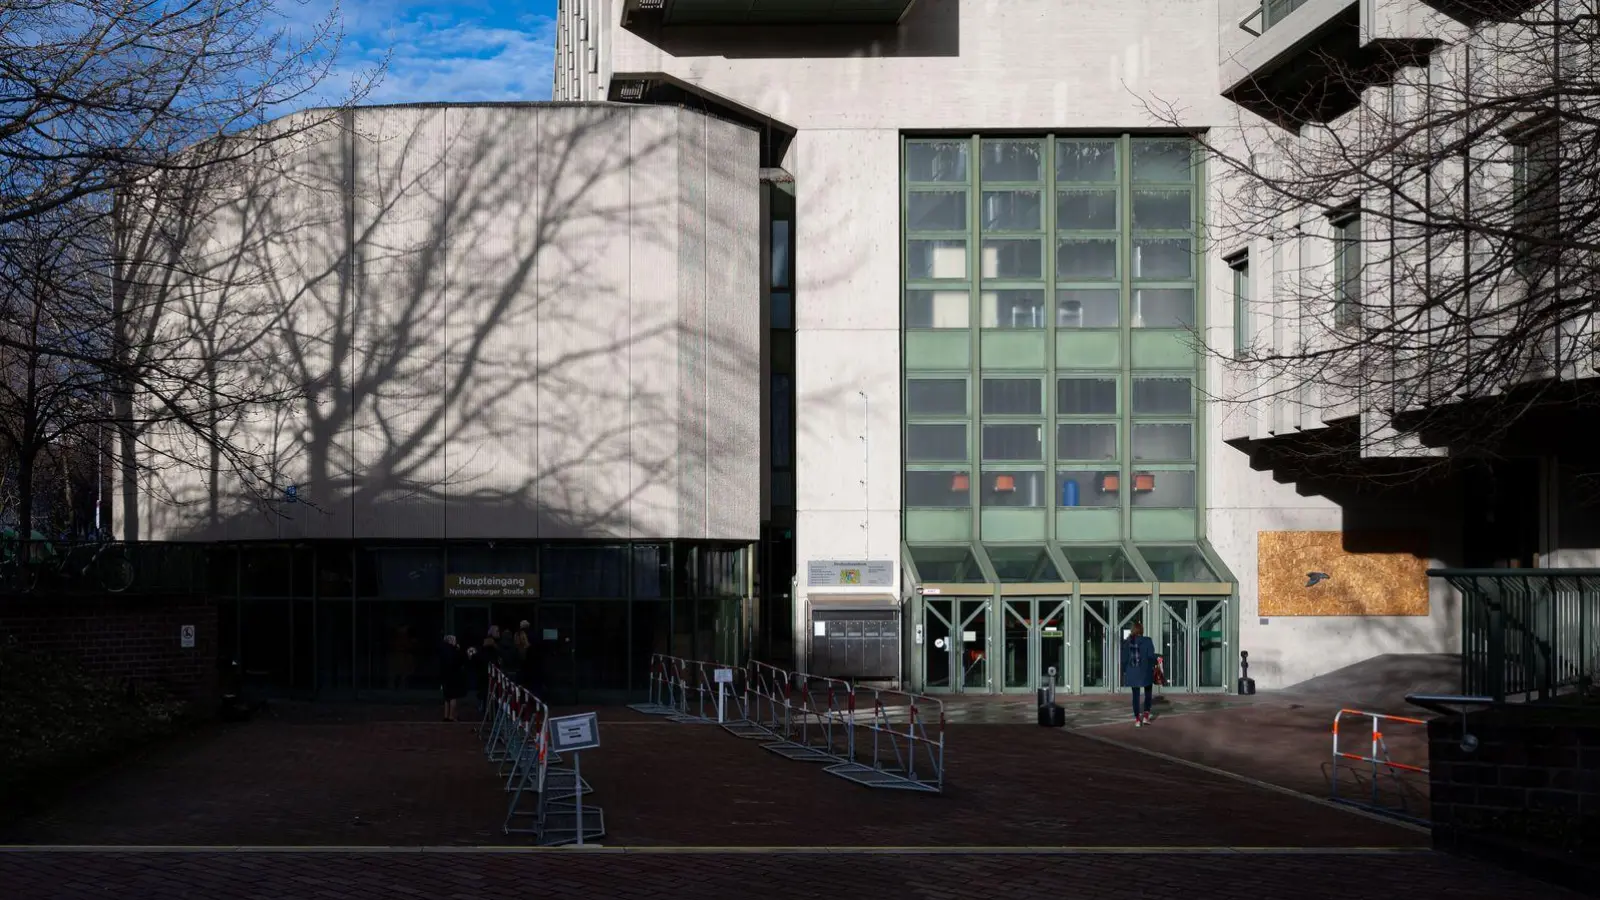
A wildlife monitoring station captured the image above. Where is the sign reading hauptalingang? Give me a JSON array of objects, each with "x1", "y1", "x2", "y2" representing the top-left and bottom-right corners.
[
  {"x1": 806, "y1": 559, "x2": 895, "y2": 587},
  {"x1": 444, "y1": 573, "x2": 539, "y2": 598}
]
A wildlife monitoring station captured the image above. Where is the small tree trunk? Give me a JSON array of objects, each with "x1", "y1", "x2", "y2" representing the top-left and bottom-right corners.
[{"x1": 16, "y1": 446, "x2": 35, "y2": 546}]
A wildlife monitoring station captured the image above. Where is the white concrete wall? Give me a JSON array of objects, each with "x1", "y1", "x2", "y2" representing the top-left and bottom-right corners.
[
  {"x1": 555, "y1": 0, "x2": 612, "y2": 101},
  {"x1": 125, "y1": 102, "x2": 760, "y2": 544},
  {"x1": 602, "y1": 0, "x2": 1239, "y2": 661},
  {"x1": 589, "y1": 0, "x2": 1501, "y2": 681}
]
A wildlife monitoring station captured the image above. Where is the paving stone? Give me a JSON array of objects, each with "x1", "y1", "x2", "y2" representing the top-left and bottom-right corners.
[
  {"x1": 0, "y1": 850, "x2": 1582, "y2": 900},
  {"x1": 0, "y1": 700, "x2": 1574, "y2": 898}
]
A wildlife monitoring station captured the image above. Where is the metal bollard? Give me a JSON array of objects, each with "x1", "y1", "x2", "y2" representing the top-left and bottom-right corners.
[{"x1": 1037, "y1": 666, "x2": 1064, "y2": 728}]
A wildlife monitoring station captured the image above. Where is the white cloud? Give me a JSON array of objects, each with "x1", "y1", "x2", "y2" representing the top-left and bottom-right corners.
[{"x1": 283, "y1": 1, "x2": 557, "y2": 111}]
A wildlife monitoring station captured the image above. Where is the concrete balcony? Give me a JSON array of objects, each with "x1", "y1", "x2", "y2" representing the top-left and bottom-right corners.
[
  {"x1": 622, "y1": 0, "x2": 919, "y2": 27},
  {"x1": 1223, "y1": 0, "x2": 1444, "y2": 130},
  {"x1": 1417, "y1": 0, "x2": 1538, "y2": 25}
]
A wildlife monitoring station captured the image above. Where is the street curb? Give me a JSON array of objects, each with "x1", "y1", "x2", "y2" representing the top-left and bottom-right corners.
[{"x1": 0, "y1": 844, "x2": 1430, "y2": 855}]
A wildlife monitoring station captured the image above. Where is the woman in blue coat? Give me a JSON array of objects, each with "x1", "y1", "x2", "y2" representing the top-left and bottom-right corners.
[{"x1": 1121, "y1": 621, "x2": 1157, "y2": 726}]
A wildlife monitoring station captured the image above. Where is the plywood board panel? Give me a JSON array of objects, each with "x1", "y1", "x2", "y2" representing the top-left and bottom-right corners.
[{"x1": 1257, "y1": 530, "x2": 1429, "y2": 616}]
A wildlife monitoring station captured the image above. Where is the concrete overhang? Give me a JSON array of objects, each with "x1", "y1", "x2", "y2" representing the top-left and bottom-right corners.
[
  {"x1": 623, "y1": 0, "x2": 919, "y2": 27},
  {"x1": 609, "y1": 73, "x2": 797, "y2": 167},
  {"x1": 1417, "y1": 0, "x2": 1538, "y2": 26},
  {"x1": 1222, "y1": 0, "x2": 1441, "y2": 130},
  {"x1": 809, "y1": 593, "x2": 900, "y2": 610}
]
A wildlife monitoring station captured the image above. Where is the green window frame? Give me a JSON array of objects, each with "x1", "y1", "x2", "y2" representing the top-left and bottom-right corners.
[
  {"x1": 903, "y1": 134, "x2": 1206, "y2": 543},
  {"x1": 1331, "y1": 211, "x2": 1362, "y2": 331},
  {"x1": 1511, "y1": 123, "x2": 1560, "y2": 282},
  {"x1": 1227, "y1": 251, "x2": 1249, "y2": 357}
]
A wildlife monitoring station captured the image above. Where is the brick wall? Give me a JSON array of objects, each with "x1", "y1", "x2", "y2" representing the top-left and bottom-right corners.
[
  {"x1": 1427, "y1": 707, "x2": 1600, "y2": 892},
  {"x1": 0, "y1": 595, "x2": 219, "y2": 705}
]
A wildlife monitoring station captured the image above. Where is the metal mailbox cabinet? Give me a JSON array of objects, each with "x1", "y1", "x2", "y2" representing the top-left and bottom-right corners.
[{"x1": 808, "y1": 608, "x2": 900, "y2": 680}]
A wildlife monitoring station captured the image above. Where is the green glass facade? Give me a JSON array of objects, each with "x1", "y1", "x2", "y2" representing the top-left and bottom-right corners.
[
  {"x1": 902, "y1": 135, "x2": 1203, "y2": 545},
  {"x1": 900, "y1": 135, "x2": 1236, "y2": 696}
]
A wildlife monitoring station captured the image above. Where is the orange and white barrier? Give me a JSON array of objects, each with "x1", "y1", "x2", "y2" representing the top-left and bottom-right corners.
[{"x1": 1329, "y1": 707, "x2": 1429, "y2": 821}]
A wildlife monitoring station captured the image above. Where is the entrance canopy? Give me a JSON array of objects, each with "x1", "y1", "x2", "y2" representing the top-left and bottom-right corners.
[{"x1": 903, "y1": 541, "x2": 1235, "y2": 595}]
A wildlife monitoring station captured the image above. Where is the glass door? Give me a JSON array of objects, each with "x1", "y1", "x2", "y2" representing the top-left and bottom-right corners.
[
  {"x1": 1002, "y1": 600, "x2": 1032, "y2": 692},
  {"x1": 1039, "y1": 599, "x2": 1070, "y2": 693},
  {"x1": 450, "y1": 603, "x2": 491, "y2": 645},
  {"x1": 1084, "y1": 597, "x2": 1150, "y2": 691},
  {"x1": 1196, "y1": 598, "x2": 1229, "y2": 689},
  {"x1": 923, "y1": 598, "x2": 954, "y2": 691},
  {"x1": 1003, "y1": 598, "x2": 1072, "y2": 693},
  {"x1": 1082, "y1": 599, "x2": 1110, "y2": 690},
  {"x1": 537, "y1": 603, "x2": 577, "y2": 704},
  {"x1": 1159, "y1": 598, "x2": 1193, "y2": 690},
  {"x1": 957, "y1": 599, "x2": 990, "y2": 692}
]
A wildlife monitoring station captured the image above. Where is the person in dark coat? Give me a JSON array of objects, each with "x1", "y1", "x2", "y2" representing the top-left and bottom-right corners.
[
  {"x1": 474, "y1": 632, "x2": 500, "y2": 712},
  {"x1": 496, "y1": 623, "x2": 519, "y2": 670},
  {"x1": 439, "y1": 635, "x2": 467, "y2": 722},
  {"x1": 516, "y1": 620, "x2": 542, "y2": 695},
  {"x1": 1121, "y1": 621, "x2": 1158, "y2": 727}
]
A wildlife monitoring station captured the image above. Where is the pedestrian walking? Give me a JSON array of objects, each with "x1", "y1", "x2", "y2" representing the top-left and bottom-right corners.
[
  {"x1": 439, "y1": 635, "x2": 467, "y2": 722},
  {"x1": 1122, "y1": 621, "x2": 1158, "y2": 727}
]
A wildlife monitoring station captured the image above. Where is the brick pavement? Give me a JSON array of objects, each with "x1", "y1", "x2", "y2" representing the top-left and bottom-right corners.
[
  {"x1": 0, "y1": 704, "x2": 1428, "y2": 848},
  {"x1": 0, "y1": 700, "x2": 1576, "y2": 898},
  {"x1": 1081, "y1": 699, "x2": 1433, "y2": 817},
  {"x1": 0, "y1": 849, "x2": 1583, "y2": 900}
]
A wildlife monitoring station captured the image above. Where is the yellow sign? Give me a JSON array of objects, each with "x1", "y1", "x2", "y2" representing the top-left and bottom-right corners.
[{"x1": 445, "y1": 573, "x2": 540, "y2": 598}]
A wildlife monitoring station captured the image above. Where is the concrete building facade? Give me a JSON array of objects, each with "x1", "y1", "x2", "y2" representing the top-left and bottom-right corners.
[
  {"x1": 121, "y1": 103, "x2": 764, "y2": 701},
  {"x1": 551, "y1": 0, "x2": 1594, "y2": 697},
  {"x1": 121, "y1": 1, "x2": 1594, "y2": 700}
]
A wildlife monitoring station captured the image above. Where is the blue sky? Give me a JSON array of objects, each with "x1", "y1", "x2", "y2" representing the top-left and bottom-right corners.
[{"x1": 300, "y1": 0, "x2": 559, "y2": 107}]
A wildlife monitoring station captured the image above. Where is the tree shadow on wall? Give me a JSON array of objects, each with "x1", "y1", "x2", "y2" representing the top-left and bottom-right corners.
[{"x1": 120, "y1": 103, "x2": 858, "y2": 543}]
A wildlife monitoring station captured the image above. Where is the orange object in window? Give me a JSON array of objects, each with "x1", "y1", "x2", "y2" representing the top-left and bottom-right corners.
[
  {"x1": 1134, "y1": 472, "x2": 1156, "y2": 492},
  {"x1": 951, "y1": 473, "x2": 970, "y2": 491},
  {"x1": 1098, "y1": 472, "x2": 1120, "y2": 493},
  {"x1": 994, "y1": 474, "x2": 1016, "y2": 492}
]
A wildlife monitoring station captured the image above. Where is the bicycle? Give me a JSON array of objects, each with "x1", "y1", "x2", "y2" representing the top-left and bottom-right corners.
[{"x1": 0, "y1": 530, "x2": 136, "y2": 593}]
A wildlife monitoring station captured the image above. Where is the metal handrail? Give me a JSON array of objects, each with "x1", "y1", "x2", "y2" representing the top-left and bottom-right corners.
[
  {"x1": 1241, "y1": 0, "x2": 1312, "y2": 37},
  {"x1": 1404, "y1": 694, "x2": 1495, "y2": 716},
  {"x1": 1239, "y1": 7, "x2": 1264, "y2": 36}
]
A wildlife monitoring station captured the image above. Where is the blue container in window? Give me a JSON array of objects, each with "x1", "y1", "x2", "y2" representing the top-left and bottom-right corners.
[{"x1": 1062, "y1": 477, "x2": 1080, "y2": 507}]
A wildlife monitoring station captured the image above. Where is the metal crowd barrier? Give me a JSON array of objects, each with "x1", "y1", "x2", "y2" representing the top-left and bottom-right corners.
[
  {"x1": 624, "y1": 653, "x2": 947, "y2": 795},
  {"x1": 824, "y1": 686, "x2": 945, "y2": 793},
  {"x1": 626, "y1": 653, "x2": 678, "y2": 716},
  {"x1": 669, "y1": 658, "x2": 745, "y2": 724},
  {"x1": 627, "y1": 653, "x2": 750, "y2": 725},
  {"x1": 1329, "y1": 707, "x2": 1430, "y2": 823},
  {"x1": 762, "y1": 672, "x2": 855, "y2": 763},
  {"x1": 723, "y1": 659, "x2": 788, "y2": 740},
  {"x1": 480, "y1": 666, "x2": 603, "y2": 844}
]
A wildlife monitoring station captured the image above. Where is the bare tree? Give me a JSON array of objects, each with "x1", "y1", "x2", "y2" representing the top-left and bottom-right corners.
[
  {"x1": 0, "y1": 0, "x2": 369, "y2": 227},
  {"x1": 0, "y1": 0, "x2": 379, "y2": 550},
  {"x1": 0, "y1": 204, "x2": 109, "y2": 537},
  {"x1": 1155, "y1": 2, "x2": 1600, "y2": 481}
]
